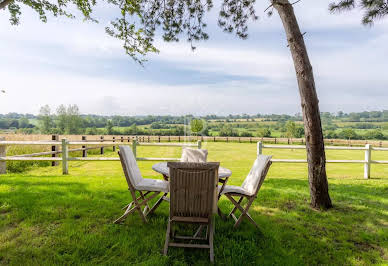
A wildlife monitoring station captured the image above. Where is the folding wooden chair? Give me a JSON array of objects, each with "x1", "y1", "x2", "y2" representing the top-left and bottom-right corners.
[
  {"x1": 219, "y1": 155, "x2": 272, "y2": 228},
  {"x1": 114, "y1": 146, "x2": 169, "y2": 224},
  {"x1": 164, "y1": 162, "x2": 219, "y2": 263}
]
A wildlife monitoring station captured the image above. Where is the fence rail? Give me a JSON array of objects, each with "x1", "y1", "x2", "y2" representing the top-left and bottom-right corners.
[
  {"x1": 257, "y1": 142, "x2": 388, "y2": 179},
  {"x1": 0, "y1": 135, "x2": 201, "y2": 175}
]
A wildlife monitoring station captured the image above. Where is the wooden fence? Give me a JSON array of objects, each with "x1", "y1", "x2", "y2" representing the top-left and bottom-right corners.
[
  {"x1": 257, "y1": 142, "x2": 388, "y2": 179},
  {"x1": 0, "y1": 136, "x2": 200, "y2": 175},
  {"x1": 2, "y1": 134, "x2": 388, "y2": 147}
]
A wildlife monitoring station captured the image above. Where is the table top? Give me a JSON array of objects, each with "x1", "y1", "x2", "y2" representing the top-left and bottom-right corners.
[{"x1": 152, "y1": 162, "x2": 232, "y2": 179}]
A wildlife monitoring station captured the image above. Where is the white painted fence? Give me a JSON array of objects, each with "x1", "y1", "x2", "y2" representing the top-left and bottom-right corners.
[
  {"x1": 0, "y1": 137, "x2": 200, "y2": 175},
  {"x1": 257, "y1": 142, "x2": 388, "y2": 179}
]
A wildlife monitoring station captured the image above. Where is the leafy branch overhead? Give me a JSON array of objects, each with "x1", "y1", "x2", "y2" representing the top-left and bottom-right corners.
[{"x1": 329, "y1": 0, "x2": 388, "y2": 25}]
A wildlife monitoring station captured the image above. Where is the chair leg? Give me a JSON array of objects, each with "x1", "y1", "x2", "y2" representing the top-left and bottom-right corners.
[
  {"x1": 226, "y1": 194, "x2": 258, "y2": 228},
  {"x1": 113, "y1": 204, "x2": 137, "y2": 224},
  {"x1": 209, "y1": 218, "x2": 215, "y2": 263},
  {"x1": 163, "y1": 219, "x2": 171, "y2": 256},
  {"x1": 148, "y1": 192, "x2": 166, "y2": 215},
  {"x1": 139, "y1": 191, "x2": 151, "y2": 210},
  {"x1": 228, "y1": 196, "x2": 243, "y2": 217}
]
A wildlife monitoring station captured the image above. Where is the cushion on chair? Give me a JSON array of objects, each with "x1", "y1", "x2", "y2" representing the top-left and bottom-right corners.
[
  {"x1": 119, "y1": 146, "x2": 143, "y2": 187},
  {"x1": 137, "y1": 178, "x2": 169, "y2": 193},
  {"x1": 219, "y1": 185, "x2": 251, "y2": 196},
  {"x1": 241, "y1": 155, "x2": 272, "y2": 196},
  {"x1": 180, "y1": 148, "x2": 208, "y2": 162}
]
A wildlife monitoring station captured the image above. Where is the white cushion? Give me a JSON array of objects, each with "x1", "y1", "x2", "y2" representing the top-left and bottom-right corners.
[
  {"x1": 241, "y1": 155, "x2": 272, "y2": 195},
  {"x1": 219, "y1": 185, "x2": 251, "y2": 196},
  {"x1": 119, "y1": 146, "x2": 143, "y2": 187},
  {"x1": 137, "y1": 178, "x2": 169, "y2": 193},
  {"x1": 180, "y1": 148, "x2": 208, "y2": 162}
]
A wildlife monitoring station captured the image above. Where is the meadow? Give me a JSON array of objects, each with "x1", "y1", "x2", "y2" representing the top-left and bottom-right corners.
[{"x1": 0, "y1": 142, "x2": 387, "y2": 265}]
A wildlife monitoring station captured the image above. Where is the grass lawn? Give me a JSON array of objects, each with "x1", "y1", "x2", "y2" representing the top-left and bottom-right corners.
[{"x1": 0, "y1": 143, "x2": 387, "y2": 265}]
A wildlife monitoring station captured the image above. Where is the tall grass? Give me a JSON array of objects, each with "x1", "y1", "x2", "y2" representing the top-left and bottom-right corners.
[{"x1": 6, "y1": 145, "x2": 51, "y2": 173}]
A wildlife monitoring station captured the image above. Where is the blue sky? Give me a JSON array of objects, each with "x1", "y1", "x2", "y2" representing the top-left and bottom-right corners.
[{"x1": 0, "y1": 0, "x2": 387, "y2": 116}]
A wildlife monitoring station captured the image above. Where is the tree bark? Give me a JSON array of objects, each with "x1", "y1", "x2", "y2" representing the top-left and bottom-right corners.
[
  {"x1": 0, "y1": 0, "x2": 13, "y2": 10},
  {"x1": 273, "y1": 0, "x2": 333, "y2": 209}
]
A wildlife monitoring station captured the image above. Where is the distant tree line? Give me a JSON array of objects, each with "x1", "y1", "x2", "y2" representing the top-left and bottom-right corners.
[{"x1": 1, "y1": 107, "x2": 388, "y2": 140}]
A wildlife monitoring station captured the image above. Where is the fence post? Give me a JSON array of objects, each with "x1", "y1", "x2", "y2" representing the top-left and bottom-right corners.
[
  {"x1": 112, "y1": 136, "x2": 116, "y2": 152},
  {"x1": 82, "y1": 136, "x2": 87, "y2": 157},
  {"x1": 257, "y1": 142, "x2": 263, "y2": 156},
  {"x1": 62, "y1": 139, "x2": 68, "y2": 175},
  {"x1": 214, "y1": 136, "x2": 216, "y2": 142},
  {"x1": 0, "y1": 137, "x2": 6, "y2": 174},
  {"x1": 132, "y1": 139, "x2": 137, "y2": 159},
  {"x1": 51, "y1": 134, "x2": 59, "y2": 166},
  {"x1": 158, "y1": 136, "x2": 161, "y2": 142},
  {"x1": 197, "y1": 140, "x2": 202, "y2": 149},
  {"x1": 100, "y1": 136, "x2": 104, "y2": 154},
  {"x1": 364, "y1": 144, "x2": 371, "y2": 179}
]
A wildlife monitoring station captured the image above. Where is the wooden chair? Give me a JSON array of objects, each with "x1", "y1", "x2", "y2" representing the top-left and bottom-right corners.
[
  {"x1": 180, "y1": 147, "x2": 208, "y2": 162},
  {"x1": 164, "y1": 162, "x2": 219, "y2": 262},
  {"x1": 114, "y1": 146, "x2": 169, "y2": 224},
  {"x1": 219, "y1": 155, "x2": 272, "y2": 228}
]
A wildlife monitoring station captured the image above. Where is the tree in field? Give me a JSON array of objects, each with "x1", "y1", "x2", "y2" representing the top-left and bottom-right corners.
[
  {"x1": 105, "y1": 120, "x2": 114, "y2": 135},
  {"x1": 38, "y1": 105, "x2": 52, "y2": 134},
  {"x1": 56, "y1": 104, "x2": 83, "y2": 134},
  {"x1": 190, "y1": 119, "x2": 204, "y2": 136},
  {"x1": 257, "y1": 128, "x2": 271, "y2": 138},
  {"x1": 2, "y1": 0, "x2": 334, "y2": 209}
]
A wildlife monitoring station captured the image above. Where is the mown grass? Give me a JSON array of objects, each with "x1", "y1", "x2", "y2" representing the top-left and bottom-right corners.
[{"x1": 0, "y1": 142, "x2": 387, "y2": 265}]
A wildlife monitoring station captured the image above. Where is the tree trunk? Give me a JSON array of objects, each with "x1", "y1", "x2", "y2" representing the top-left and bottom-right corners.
[
  {"x1": 273, "y1": 0, "x2": 333, "y2": 209},
  {"x1": 0, "y1": 0, "x2": 13, "y2": 10}
]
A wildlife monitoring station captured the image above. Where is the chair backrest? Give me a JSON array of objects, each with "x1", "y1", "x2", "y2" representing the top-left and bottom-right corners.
[
  {"x1": 241, "y1": 155, "x2": 272, "y2": 196},
  {"x1": 180, "y1": 148, "x2": 208, "y2": 163},
  {"x1": 118, "y1": 146, "x2": 143, "y2": 189},
  {"x1": 167, "y1": 162, "x2": 219, "y2": 220}
]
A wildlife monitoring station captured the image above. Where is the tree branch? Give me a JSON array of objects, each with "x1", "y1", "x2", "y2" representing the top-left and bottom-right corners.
[{"x1": 0, "y1": 0, "x2": 13, "y2": 10}]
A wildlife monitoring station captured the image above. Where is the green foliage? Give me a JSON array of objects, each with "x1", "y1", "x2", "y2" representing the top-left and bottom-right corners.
[
  {"x1": 55, "y1": 104, "x2": 83, "y2": 134},
  {"x1": 38, "y1": 104, "x2": 53, "y2": 134},
  {"x1": 338, "y1": 128, "x2": 359, "y2": 140},
  {"x1": 284, "y1": 121, "x2": 304, "y2": 138},
  {"x1": 190, "y1": 119, "x2": 204, "y2": 135},
  {"x1": 219, "y1": 124, "x2": 238, "y2": 137},
  {"x1": 6, "y1": 145, "x2": 50, "y2": 172},
  {"x1": 364, "y1": 129, "x2": 385, "y2": 140},
  {"x1": 329, "y1": 0, "x2": 388, "y2": 25},
  {"x1": 105, "y1": 120, "x2": 114, "y2": 135},
  {"x1": 257, "y1": 128, "x2": 271, "y2": 137}
]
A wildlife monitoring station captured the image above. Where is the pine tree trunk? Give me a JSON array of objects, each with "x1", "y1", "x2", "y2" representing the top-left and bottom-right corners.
[{"x1": 273, "y1": 0, "x2": 333, "y2": 209}]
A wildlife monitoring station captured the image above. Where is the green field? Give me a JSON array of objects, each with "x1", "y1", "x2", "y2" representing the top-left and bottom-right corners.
[{"x1": 0, "y1": 143, "x2": 387, "y2": 265}]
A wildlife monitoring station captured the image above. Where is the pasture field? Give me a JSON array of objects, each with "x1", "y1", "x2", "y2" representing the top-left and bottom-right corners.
[{"x1": 0, "y1": 142, "x2": 387, "y2": 265}]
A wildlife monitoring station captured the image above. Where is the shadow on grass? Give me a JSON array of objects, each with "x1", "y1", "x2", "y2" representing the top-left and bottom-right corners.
[{"x1": 0, "y1": 175, "x2": 387, "y2": 265}]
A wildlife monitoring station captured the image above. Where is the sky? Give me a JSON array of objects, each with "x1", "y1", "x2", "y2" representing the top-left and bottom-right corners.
[{"x1": 0, "y1": 0, "x2": 387, "y2": 116}]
